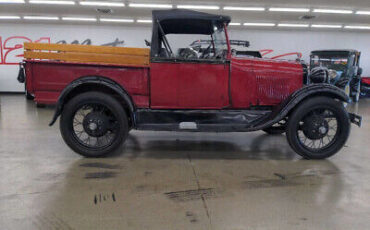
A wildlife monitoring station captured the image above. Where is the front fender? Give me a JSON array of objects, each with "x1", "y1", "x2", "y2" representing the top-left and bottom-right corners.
[
  {"x1": 251, "y1": 83, "x2": 350, "y2": 130},
  {"x1": 49, "y1": 76, "x2": 135, "y2": 126},
  {"x1": 278, "y1": 83, "x2": 350, "y2": 113}
]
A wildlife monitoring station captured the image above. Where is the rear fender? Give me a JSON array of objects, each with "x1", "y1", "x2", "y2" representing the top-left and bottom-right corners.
[
  {"x1": 49, "y1": 76, "x2": 135, "y2": 126},
  {"x1": 252, "y1": 83, "x2": 350, "y2": 130}
]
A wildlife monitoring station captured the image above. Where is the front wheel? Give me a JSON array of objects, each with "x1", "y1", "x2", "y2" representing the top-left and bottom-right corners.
[
  {"x1": 60, "y1": 92, "x2": 129, "y2": 157},
  {"x1": 286, "y1": 97, "x2": 350, "y2": 159}
]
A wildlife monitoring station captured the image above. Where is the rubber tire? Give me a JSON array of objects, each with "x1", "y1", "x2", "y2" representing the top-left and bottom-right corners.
[
  {"x1": 263, "y1": 126, "x2": 285, "y2": 135},
  {"x1": 286, "y1": 96, "x2": 350, "y2": 159},
  {"x1": 60, "y1": 92, "x2": 128, "y2": 157}
]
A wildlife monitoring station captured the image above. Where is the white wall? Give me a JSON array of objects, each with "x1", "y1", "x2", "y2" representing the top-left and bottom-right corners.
[
  {"x1": 0, "y1": 23, "x2": 151, "y2": 92},
  {"x1": 228, "y1": 28, "x2": 370, "y2": 72},
  {"x1": 0, "y1": 23, "x2": 369, "y2": 92}
]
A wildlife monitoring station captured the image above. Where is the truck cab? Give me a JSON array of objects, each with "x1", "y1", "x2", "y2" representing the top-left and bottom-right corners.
[{"x1": 148, "y1": 9, "x2": 303, "y2": 109}]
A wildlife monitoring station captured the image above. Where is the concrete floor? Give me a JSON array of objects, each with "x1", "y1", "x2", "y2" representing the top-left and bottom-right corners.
[{"x1": 0, "y1": 94, "x2": 369, "y2": 230}]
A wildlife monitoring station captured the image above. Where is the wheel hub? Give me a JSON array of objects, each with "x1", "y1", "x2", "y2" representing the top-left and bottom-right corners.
[
  {"x1": 302, "y1": 116, "x2": 329, "y2": 140},
  {"x1": 82, "y1": 112, "x2": 109, "y2": 137}
]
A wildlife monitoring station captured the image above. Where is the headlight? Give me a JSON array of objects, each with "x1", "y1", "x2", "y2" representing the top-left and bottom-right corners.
[{"x1": 328, "y1": 69, "x2": 337, "y2": 79}]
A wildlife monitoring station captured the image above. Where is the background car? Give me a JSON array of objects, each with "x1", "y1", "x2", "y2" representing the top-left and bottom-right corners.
[{"x1": 310, "y1": 49, "x2": 362, "y2": 102}]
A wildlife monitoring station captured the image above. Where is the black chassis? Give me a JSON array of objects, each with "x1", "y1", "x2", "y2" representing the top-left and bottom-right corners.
[{"x1": 49, "y1": 76, "x2": 362, "y2": 132}]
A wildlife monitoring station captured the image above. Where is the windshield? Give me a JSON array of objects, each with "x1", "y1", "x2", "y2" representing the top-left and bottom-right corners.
[
  {"x1": 310, "y1": 54, "x2": 349, "y2": 72},
  {"x1": 212, "y1": 25, "x2": 228, "y2": 57}
]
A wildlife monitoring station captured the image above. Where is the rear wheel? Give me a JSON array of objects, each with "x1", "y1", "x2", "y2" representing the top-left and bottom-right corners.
[
  {"x1": 286, "y1": 97, "x2": 350, "y2": 159},
  {"x1": 60, "y1": 92, "x2": 128, "y2": 157}
]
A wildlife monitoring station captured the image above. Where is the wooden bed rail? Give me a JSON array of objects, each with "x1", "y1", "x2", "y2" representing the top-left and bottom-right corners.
[{"x1": 24, "y1": 43, "x2": 150, "y2": 66}]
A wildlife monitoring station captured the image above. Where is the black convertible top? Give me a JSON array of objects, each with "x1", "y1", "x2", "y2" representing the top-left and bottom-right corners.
[
  {"x1": 152, "y1": 9, "x2": 231, "y2": 34},
  {"x1": 150, "y1": 9, "x2": 231, "y2": 57}
]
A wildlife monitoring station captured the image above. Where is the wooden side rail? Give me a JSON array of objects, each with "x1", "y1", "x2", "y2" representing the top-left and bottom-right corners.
[{"x1": 24, "y1": 43, "x2": 150, "y2": 66}]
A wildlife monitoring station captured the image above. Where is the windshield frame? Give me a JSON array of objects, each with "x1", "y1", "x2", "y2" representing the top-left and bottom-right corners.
[{"x1": 152, "y1": 22, "x2": 231, "y2": 62}]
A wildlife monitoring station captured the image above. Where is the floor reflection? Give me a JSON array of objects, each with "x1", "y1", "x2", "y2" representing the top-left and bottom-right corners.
[{"x1": 117, "y1": 132, "x2": 298, "y2": 160}]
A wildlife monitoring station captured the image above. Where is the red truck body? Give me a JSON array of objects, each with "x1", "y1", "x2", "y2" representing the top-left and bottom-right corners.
[{"x1": 25, "y1": 57, "x2": 303, "y2": 108}]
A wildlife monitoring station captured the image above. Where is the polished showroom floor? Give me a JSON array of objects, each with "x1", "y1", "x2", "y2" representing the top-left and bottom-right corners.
[{"x1": 0, "y1": 94, "x2": 369, "y2": 230}]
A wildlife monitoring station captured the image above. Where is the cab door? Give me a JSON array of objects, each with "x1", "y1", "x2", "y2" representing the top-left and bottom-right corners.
[{"x1": 150, "y1": 60, "x2": 230, "y2": 109}]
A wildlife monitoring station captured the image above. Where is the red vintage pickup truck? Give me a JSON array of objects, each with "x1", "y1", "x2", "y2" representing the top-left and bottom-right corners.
[{"x1": 18, "y1": 9, "x2": 361, "y2": 159}]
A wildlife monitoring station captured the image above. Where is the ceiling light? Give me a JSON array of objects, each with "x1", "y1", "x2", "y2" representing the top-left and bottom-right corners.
[
  {"x1": 0, "y1": 0, "x2": 24, "y2": 3},
  {"x1": 344, "y1": 25, "x2": 370, "y2": 30},
  {"x1": 177, "y1": 5, "x2": 219, "y2": 10},
  {"x1": 29, "y1": 0, "x2": 75, "y2": 5},
  {"x1": 24, "y1": 16, "x2": 59, "y2": 20},
  {"x1": 313, "y1": 9, "x2": 353, "y2": 14},
  {"x1": 223, "y1": 6, "x2": 265, "y2": 11},
  {"x1": 311, "y1": 24, "x2": 342, "y2": 28},
  {"x1": 129, "y1": 3, "x2": 172, "y2": 8},
  {"x1": 62, "y1": 17, "x2": 96, "y2": 21},
  {"x1": 356, "y1": 11, "x2": 370, "y2": 15},
  {"x1": 100, "y1": 18, "x2": 134, "y2": 23},
  {"x1": 80, "y1": 1, "x2": 124, "y2": 7},
  {"x1": 0, "y1": 15, "x2": 20, "y2": 19},
  {"x1": 137, "y1": 19, "x2": 152, "y2": 23},
  {"x1": 269, "y1": 8, "x2": 310, "y2": 12},
  {"x1": 244, "y1": 23, "x2": 275, "y2": 27},
  {"x1": 229, "y1": 23, "x2": 241, "y2": 26},
  {"x1": 278, "y1": 23, "x2": 309, "y2": 27}
]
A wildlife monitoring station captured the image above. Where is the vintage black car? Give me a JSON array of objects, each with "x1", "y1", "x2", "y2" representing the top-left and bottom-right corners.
[{"x1": 310, "y1": 50, "x2": 362, "y2": 102}]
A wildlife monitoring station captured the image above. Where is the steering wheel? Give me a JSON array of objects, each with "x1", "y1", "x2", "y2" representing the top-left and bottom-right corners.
[
  {"x1": 200, "y1": 44, "x2": 212, "y2": 59},
  {"x1": 179, "y1": 48, "x2": 198, "y2": 59}
]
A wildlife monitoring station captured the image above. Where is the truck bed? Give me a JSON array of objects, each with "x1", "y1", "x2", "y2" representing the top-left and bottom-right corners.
[
  {"x1": 24, "y1": 60, "x2": 150, "y2": 107},
  {"x1": 23, "y1": 43, "x2": 150, "y2": 106}
]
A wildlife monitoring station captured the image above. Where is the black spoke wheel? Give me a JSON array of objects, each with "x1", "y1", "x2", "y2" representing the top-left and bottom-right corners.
[
  {"x1": 60, "y1": 92, "x2": 129, "y2": 157},
  {"x1": 286, "y1": 97, "x2": 350, "y2": 159}
]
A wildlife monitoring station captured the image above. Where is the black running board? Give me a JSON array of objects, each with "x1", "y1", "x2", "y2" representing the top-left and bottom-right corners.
[
  {"x1": 136, "y1": 123, "x2": 256, "y2": 132},
  {"x1": 134, "y1": 109, "x2": 272, "y2": 132}
]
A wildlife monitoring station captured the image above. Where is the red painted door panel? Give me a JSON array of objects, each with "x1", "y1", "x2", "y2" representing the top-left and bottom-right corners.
[
  {"x1": 150, "y1": 62, "x2": 229, "y2": 109},
  {"x1": 230, "y1": 58, "x2": 257, "y2": 108}
]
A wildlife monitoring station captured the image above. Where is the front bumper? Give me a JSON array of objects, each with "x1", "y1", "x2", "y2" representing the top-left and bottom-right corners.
[{"x1": 349, "y1": 113, "x2": 362, "y2": 127}]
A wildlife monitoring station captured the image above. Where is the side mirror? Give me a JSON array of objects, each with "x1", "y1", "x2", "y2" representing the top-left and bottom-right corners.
[
  {"x1": 145, "y1": 39, "x2": 151, "y2": 47},
  {"x1": 358, "y1": 67, "x2": 363, "y2": 76}
]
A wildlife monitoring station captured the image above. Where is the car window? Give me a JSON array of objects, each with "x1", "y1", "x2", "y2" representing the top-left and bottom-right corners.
[
  {"x1": 166, "y1": 34, "x2": 210, "y2": 59},
  {"x1": 311, "y1": 54, "x2": 349, "y2": 72}
]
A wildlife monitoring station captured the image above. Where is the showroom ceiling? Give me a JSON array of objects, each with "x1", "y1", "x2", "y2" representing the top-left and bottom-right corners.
[{"x1": 0, "y1": 0, "x2": 369, "y2": 30}]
